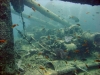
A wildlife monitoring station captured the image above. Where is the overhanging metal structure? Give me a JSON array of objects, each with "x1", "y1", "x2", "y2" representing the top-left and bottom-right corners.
[
  {"x1": 24, "y1": 0, "x2": 71, "y2": 27},
  {"x1": 11, "y1": 9, "x2": 56, "y2": 27}
]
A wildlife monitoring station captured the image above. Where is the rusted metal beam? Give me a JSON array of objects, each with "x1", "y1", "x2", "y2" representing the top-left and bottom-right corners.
[
  {"x1": 11, "y1": 9, "x2": 55, "y2": 27},
  {"x1": 24, "y1": 0, "x2": 71, "y2": 27},
  {"x1": 0, "y1": 0, "x2": 17, "y2": 74}
]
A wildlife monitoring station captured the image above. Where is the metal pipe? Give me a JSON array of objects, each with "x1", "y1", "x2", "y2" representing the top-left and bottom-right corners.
[
  {"x1": 44, "y1": 60, "x2": 100, "y2": 75},
  {"x1": 11, "y1": 9, "x2": 55, "y2": 27},
  {"x1": 24, "y1": 0, "x2": 71, "y2": 26}
]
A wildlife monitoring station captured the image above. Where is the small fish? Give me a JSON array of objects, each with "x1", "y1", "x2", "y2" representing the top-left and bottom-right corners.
[
  {"x1": 96, "y1": 12, "x2": 100, "y2": 14},
  {"x1": 74, "y1": 50, "x2": 80, "y2": 53},
  {"x1": 58, "y1": 15, "x2": 60, "y2": 17},
  {"x1": 58, "y1": 11, "x2": 60, "y2": 13},
  {"x1": 32, "y1": 7, "x2": 36, "y2": 11},
  {"x1": 76, "y1": 24, "x2": 80, "y2": 26},
  {"x1": 27, "y1": 64, "x2": 31, "y2": 68},
  {"x1": 47, "y1": 10, "x2": 49, "y2": 12},
  {"x1": 82, "y1": 43, "x2": 88, "y2": 46},
  {"x1": 28, "y1": 15, "x2": 31, "y2": 18},
  {"x1": 65, "y1": 61, "x2": 67, "y2": 64},
  {"x1": 39, "y1": 65, "x2": 47, "y2": 73},
  {"x1": 74, "y1": 58, "x2": 77, "y2": 62},
  {"x1": 86, "y1": 12, "x2": 90, "y2": 14},
  {"x1": 85, "y1": 63, "x2": 89, "y2": 68},
  {"x1": 92, "y1": 15, "x2": 95, "y2": 16},
  {"x1": 38, "y1": 52, "x2": 43, "y2": 55},
  {"x1": 0, "y1": 40, "x2": 7, "y2": 43},
  {"x1": 94, "y1": 59, "x2": 100, "y2": 62},
  {"x1": 38, "y1": 4, "x2": 40, "y2": 6},
  {"x1": 69, "y1": 16, "x2": 79, "y2": 22},
  {"x1": 77, "y1": 36, "x2": 81, "y2": 39},
  {"x1": 44, "y1": 55, "x2": 49, "y2": 59},
  {"x1": 41, "y1": 27, "x2": 45, "y2": 31},
  {"x1": 30, "y1": 14, "x2": 32, "y2": 16},
  {"x1": 84, "y1": 50, "x2": 89, "y2": 53},
  {"x1": 12, "y1": 24, "x2": 18, "y2": 28},
  {"x1": 39, "y1": 66, "x2": 45, "y2": 70},
  {"x1": 63, "y1": 50, "x2": 67, "y2": 52}
]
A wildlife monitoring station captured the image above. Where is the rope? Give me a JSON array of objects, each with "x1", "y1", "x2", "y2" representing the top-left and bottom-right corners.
[{"x1": 20, "y1": 12, "x2": 26, "y2": 36}]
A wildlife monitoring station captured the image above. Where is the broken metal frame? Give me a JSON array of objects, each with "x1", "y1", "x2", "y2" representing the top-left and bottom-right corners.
[
  {"x1": 44, "y1": 60, "x2": 100, "y2": 75},
  {"x1": 24, "y1": 0, "x2": 71, "y2": 27},
  {"x1": 11, "y1": 9, "x2": 56, "y2": 28}
]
